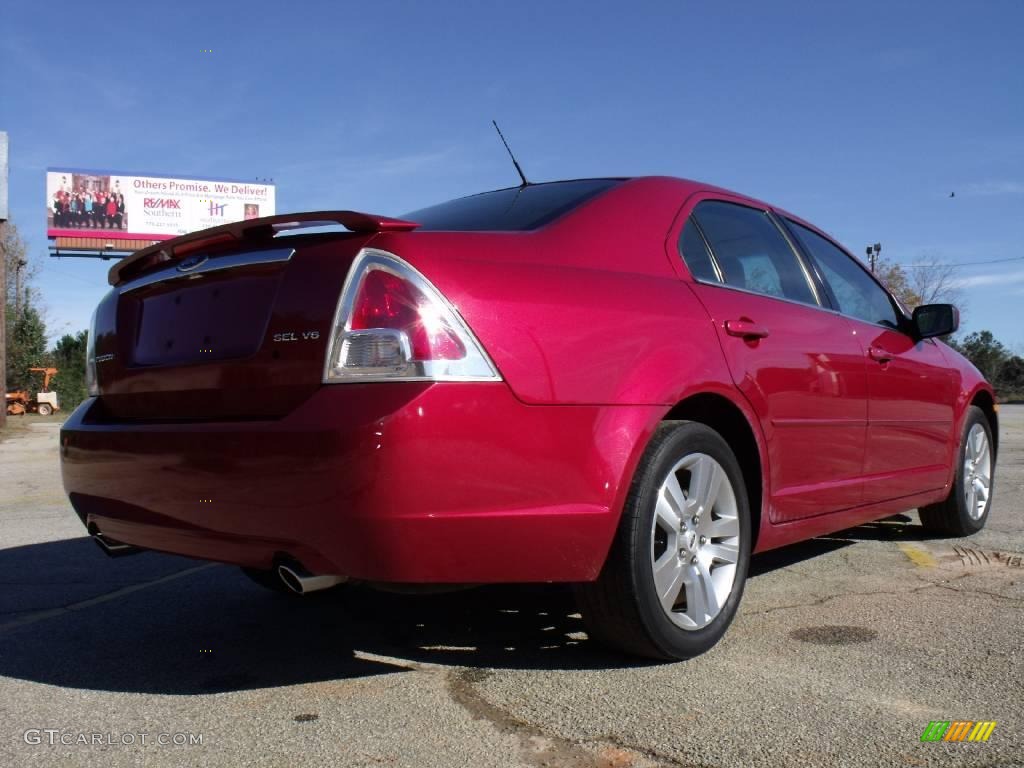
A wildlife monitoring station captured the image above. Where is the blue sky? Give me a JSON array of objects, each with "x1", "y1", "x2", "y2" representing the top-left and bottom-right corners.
[{"x1": 1, "y1": 0, "x2": 1021, "y2": 348}]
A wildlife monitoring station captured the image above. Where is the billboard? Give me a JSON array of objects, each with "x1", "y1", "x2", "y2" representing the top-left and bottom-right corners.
[{"x1": 46, "y1": 167, "x2": 275, "y2": 241}]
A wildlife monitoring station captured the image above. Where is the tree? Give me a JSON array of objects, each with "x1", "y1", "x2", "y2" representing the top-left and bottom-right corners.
[
  {"x1": 908, "y1": 256, "x2": 962, "y2": 309},
  {"x1": 6, "y1": 306, "x2": 48, "y2": 392},
  {"x1": 2, "y1": 221, "x2": 40, "y2": 316},
  {"x1": 51, "y1": 330, "x2": 89, "y2": 409},
  {"x1": 0, "y1": 222, "x2": 6, "y2": 428},
  {"x1": 1000, "y1": 355, "x2": 1024, "y2": 394},
  {"x1": 874, "y1": 259, "x2": 920, "y2": 310},
  {"x1": 3, "y1": 220, "x2": 50, "y2": 395},
  {"x1": 955, "y1": 330, "x2": 1008, "y2": 385},
  {"x1": 874, "y1": 255, "x2": 964, "y2": 316}
]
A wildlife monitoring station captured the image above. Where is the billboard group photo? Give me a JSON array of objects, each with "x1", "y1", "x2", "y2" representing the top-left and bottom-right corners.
[
  {"x1": 48, "y1": 171, "x2": 128, "y2": 233},
  {"x1": 46, "y1": 168, "x2": 276, "y2": 241}
]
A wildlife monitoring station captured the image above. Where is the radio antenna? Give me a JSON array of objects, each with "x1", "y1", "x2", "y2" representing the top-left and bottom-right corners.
[{"x1": 492, "y1": 120, "x2": 530, "y2": 187}]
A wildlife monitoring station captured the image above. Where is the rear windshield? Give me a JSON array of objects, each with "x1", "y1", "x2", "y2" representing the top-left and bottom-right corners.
[{"x1": 402, "y1": 179, "x2": 622, "y2": 231}]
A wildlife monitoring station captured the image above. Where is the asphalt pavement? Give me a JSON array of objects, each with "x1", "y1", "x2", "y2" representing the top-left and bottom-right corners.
[{"x1": 1, "y1": 408, "x2": 1021, "y2": 767}]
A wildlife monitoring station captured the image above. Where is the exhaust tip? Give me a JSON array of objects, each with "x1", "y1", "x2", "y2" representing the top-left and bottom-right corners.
[
  {"x1": 88, "y1": 524, "x2": 140, "y2": 557},
  {"x1": 277, "y1": 563, "x2": 346, "y2": 595},
  {"x1": 277, "y1": 564, "x2": 305, "y2": 594}
]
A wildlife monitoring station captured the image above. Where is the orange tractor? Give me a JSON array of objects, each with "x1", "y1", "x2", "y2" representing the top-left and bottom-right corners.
[{"x1": 6, "y1": 367, "x2": 61, "y2": 416}]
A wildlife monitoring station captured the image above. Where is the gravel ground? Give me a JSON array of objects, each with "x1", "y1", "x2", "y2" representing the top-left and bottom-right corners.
[{"x1": 0, "y1": 408, "x2": 1021, "y2": 767}]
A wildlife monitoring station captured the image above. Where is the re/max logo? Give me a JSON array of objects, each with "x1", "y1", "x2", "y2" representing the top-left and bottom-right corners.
[
  {"x1": 920, "y1": 721, "x2": 996, "y2": 742},
  {"x1": 143, "y1": 198, "x2": 181, "y2": 209}
]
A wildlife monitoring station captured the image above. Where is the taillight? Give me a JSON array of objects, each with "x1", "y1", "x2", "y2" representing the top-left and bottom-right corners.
[
  {"x1": 85, "y1": 307, "x2": 99, "y2": 396},
  {"x1": 324, "y1": 249, "x2": 500, "y2": 382},
  {"x1": 350, "y1": 269, "x2": 467, "y2": 360}
]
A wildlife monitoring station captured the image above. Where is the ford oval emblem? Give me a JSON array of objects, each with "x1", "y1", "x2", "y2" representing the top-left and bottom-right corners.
[{"x1": 176, "y1": 254, "x2": 209, "y2": 273}]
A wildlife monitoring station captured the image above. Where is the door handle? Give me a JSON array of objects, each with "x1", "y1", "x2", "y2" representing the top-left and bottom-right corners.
[
  {"x1": 868, "y1": 346, "x2": 893, "y2": 363},
  {"x1": 724, "y1": 319, "x2": 770, "y2": 340}
]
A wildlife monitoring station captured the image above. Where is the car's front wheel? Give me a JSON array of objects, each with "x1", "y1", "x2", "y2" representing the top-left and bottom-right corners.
[
  {"x1": 576, "y1": 420, "x2": 751, "y2": 660},
  {"x1": 919, "y1": 405, "x2": 995, "y2": 536}
]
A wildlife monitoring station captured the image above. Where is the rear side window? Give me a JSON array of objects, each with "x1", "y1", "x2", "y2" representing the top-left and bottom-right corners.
[
  {"x1": 678, "y1": 218, "x2": 720, "y2": 282},
  {"x1": 691, "y1": 201, "x2": 818, "y2": 305},
  {"x1": 786, "y1": 220, "x2": 900, "y2": 328},
  {"x1": 402, "y1": 179, "x2": 622, "y2": 231}
]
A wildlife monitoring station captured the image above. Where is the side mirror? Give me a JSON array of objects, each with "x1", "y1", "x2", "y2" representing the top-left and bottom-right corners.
[{"x1": 912, "y1": 303, "x2": 959, "y2": 339}]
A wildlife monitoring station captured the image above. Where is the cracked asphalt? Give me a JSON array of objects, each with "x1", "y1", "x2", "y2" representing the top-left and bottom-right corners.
[{"x1": 1, "y1": 408, "x2": 1021, "y2": 767}]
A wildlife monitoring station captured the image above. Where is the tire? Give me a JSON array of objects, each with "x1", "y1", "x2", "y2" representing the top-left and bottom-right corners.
[
  {"x1": 240, "y1": 566, "x2": 292, "y2": 593},
  {"x1": 575, "y1": 420, "x2": 752, "y2": 660},
  {"x1": 37, "y1": 403, "x2": 53, "y2": 416},
  {"x1": 919, "y1": 406, "x2": 995, "y2": 537}
]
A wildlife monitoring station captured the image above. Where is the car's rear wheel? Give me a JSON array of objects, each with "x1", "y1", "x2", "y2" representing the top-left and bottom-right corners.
[
  {"x1": 576, "y1": 420, "x2": 751, "y2": 660},
  {"x1": 919, "y1": 406, "x2": 994, "y2": 536}
]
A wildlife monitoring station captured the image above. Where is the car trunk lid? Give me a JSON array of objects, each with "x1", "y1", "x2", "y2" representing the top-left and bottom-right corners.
[{"x1": 93, "y1": 212, "x2": 418, "y2": 421}]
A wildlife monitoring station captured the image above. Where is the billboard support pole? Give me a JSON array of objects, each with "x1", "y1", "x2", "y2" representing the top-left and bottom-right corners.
[{"x1": 48, "y1": 241, "x2": 139, "y2": 260}]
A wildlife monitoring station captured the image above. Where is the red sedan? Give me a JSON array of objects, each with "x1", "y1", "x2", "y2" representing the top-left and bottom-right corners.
[{"x1": 61, "y1": 177, "x2": 998, "y2": 659}]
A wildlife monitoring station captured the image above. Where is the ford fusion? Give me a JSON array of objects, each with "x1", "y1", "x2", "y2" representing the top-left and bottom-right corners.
[{"x1": 61, "y1": 177, "x2": 998, "y2": 660}]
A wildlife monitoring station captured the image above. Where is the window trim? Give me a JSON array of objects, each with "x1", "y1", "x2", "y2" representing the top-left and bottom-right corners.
[
  {"x1": 684, "y1": 199, "x2": 824, "y2": 308},
  {"x1": 766, "y1": 210, "x2": 833, "y2": 310},
  {"x1": 779, "y1": 216, "x2": 912, "y2": 335},
  {"x1": 684, "y1": 215, "x2": 725, "y2": 283}
]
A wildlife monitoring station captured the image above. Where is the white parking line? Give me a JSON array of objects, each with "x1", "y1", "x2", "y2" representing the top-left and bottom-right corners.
[{"x1": 0, "y1": 563, "x2": 218, "y2": 633}]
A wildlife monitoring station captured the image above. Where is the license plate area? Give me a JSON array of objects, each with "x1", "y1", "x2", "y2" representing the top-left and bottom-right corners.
[{"x1": 131, "y1": 274, "x2": 279, "y2": 366}]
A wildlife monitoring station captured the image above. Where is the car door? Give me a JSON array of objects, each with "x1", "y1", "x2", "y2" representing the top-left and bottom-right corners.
[
  {"x1": 782, "y1": 218, "x2": 956, "y2": 503},
  {"x1": 676, "y1": 197, "x2": 868, "y2": 522}
]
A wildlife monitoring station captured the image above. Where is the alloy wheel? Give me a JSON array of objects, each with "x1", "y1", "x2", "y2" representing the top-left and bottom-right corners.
[
  {"x1": 963, "y1": 423, "x2": 992, "y2": 520},
  {"x1": 650, "y1": 453, "x2": 740, "y2": 630}
]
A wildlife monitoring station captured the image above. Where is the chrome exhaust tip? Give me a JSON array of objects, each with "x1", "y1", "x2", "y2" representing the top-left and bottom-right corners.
[
  {"x1": 277, "y1": 563, "x2": 346, "y2": 595},
  {"x1": 88, "y1": 525, "x2": 141, "y2": 558}
]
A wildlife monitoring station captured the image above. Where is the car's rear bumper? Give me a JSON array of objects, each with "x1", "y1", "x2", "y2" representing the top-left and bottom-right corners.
[{"x1": 61, "y1": 385, "x2": 659, "y2": 582}]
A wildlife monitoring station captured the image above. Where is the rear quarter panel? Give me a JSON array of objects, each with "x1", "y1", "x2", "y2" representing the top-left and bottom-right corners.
[
  {"x1": 386, "y1": 249, "x2": 732, "y2": 406},
  {"x1": 373, "y1": 177, "x2": 733, "y2": 407}
]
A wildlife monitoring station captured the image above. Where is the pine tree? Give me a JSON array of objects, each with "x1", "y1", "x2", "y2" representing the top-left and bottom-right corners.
[
  {"x1": 51, "y1": 330, "x2": 89, "y2": 409},
  {"x1": 6, "y1": 306, "x2": 48, "y2": 392}
]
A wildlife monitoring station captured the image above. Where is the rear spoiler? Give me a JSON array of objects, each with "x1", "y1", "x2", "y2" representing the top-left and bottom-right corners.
[{"x1": 108, "y1": 210, "x2": 420, "y2": 286}]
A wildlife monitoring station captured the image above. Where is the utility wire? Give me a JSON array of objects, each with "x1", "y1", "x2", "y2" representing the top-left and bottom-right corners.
[
  {"x1": 889, "y1": 255, "x2": 1024, "y2": 268},
  {"x1": 44, "y1": 264, "x2": 108, "y2": 286}
]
